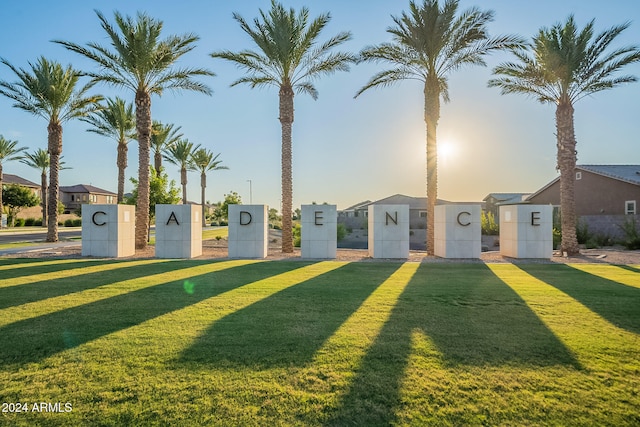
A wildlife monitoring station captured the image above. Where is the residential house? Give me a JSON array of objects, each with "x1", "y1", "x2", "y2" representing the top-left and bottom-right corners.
[
  {"x1": 339, "y1": 194, "x2": 452, "y2": 229},
  {"x1": 483, "y1": 193, "x2": 530, "y2": 219},
  {"x1": 59, "y1": 184, "x2": 117, "y2": 214},
  {"x1": 2, "y1": 173, "x2": 41, "y2": 198},
  {"x1": 526, "y1": 165, "x2": 640, "y2": 239}
]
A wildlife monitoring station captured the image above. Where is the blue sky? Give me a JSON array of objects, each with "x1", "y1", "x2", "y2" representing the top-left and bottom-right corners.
[{"x1": 1, "y1": 0, "x2": 639, "y2": 210}]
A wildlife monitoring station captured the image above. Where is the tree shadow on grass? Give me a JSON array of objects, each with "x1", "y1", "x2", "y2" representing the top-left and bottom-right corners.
[
  {"x1": 0, "y1": 261, "x2": 306, "y2": 366},
  {"x1": 178, "y1": 262, "x2": 404, "y2": 368},
  {"x1": 618, "y1": 265, "x2": 640, "y2": 274},
  {"x1": 0, "y1": 259, "x2": 185, "y2": 309},
  {"x1": 519, "y1": 264, "x2": 640, "y2": 335},
  {"x1": 0, "y1": 259, "x2": 111, "y2": 281},
  {"x1": 326, "y1": 263, "x2": 580, "y2": 426}
]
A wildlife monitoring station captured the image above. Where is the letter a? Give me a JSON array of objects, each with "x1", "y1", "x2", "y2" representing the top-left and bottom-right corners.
[{"x1": 167, "y1": 211, "x2": 180, "y2": 225}]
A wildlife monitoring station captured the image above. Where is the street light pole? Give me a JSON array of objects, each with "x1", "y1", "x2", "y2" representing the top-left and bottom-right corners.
[{"x1": 247, "y1": 179, "x2": 253, "y2": 204}]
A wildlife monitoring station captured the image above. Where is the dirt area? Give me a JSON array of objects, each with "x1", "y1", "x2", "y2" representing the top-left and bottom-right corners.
[{"x1": 4, "y1": 238, "x2": 640, "y2": 265}]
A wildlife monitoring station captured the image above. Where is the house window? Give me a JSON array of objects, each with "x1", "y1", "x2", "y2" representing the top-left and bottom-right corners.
[
  {"x1": 626, "y1": 201, "x2": 636, "y2": 215},
  {"x1": 576, "y1": 171, "x2": 582, "y2": 180},
  {"x1": 419, "y1": 211, "x2": 427, "y2": 218},
  {"x1": 71, "y1": 195, "x2": 75, "y2": 201}
]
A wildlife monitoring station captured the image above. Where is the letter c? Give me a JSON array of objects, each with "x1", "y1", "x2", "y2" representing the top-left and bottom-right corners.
[
  {"x1": 457, "y1": 211, "x2": 471, "y2": 226},
  {"x1": 92, "y1": 211, "x2": 107, "y2": 226}
]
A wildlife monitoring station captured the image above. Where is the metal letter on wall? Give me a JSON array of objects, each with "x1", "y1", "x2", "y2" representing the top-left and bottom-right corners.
[
  {"x1": 240, "y1": 211, "x2": 252, "y2": 226},
  {"x1": 531, "y1": 211, "x2": 541, "y2": 226},
  {"x1": 92, "y1": 211, "x2": 107, "y2": 226},
  {"x1": 457, "y1": 211, "x2": 471, "y2": 226},
  {"x1": 385, "y1": 211, "x2": 398, "y2": 225},
  {"x1": 166, "y1": 211, "x2": 180, "y2": 226},
  {"x1": 314, "y1": 211, "x2": 324, "y2": 226}
]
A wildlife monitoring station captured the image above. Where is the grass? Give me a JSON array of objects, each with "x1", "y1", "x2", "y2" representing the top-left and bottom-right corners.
[{"x1": 0, "y1": 259, "x2": 638, "y2": 426}]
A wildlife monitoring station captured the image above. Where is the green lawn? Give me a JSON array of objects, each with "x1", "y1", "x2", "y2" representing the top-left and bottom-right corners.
[{"x1": 0, "y1": 259, "x2": 638, "y2": 426}]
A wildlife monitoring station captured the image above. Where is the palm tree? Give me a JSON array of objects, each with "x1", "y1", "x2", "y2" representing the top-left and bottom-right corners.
[
  {"x1": 20, "y1": 149, "x2": 70, "y2": 226},
  {"x1": 163, "y1": 139, "x2": 201, "y2": 204},
  {"x1": 356, "y1": 0, "x2": 524, "y2": 254},
  {"x1": 0, "y1": 57, "x2": 101, "y2": 241},
  {"x1": 189, "y1": 148, "x2": 228, "y2": 226},
  {"x1": 489, "y1": 16, "x2": 640, "y2": 255},
  {"x1": 81, "y1": 97, "x2": 136, "y2": 203},
  {"x1": 211, "y1": 0, "x2": 356, "y2": 253},
  {"x1": 55, "y1": 10, "x2": 214, "y2": 249},
  {"x1": 0, "y1": 135, "x2": 28, "y2": 223},
  {"x1": 151, "y1": 121, "x2": 183, "y2": 174}
]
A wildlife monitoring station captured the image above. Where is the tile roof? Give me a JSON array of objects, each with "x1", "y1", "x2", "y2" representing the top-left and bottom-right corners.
[
  {"x1": 59, "y1": 184, "x2": 116, "y2": 195},
  {"x1": 578, "y1": 165, "x2": 640, "y2": 186},
  {"x1": 2, "y1": 173, "x2": 39, "y2": 188}
]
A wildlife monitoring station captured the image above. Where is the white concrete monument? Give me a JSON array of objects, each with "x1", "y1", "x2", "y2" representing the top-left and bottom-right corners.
[
  {"x1": 368, "y1": 204, "x2": 410, "y2": 259},
  {"x1": 434, "y1": 204, "x2": 481, "y2": 258},
  {"x1": 500, "y1": 204, "x2": 553, "y2": 259},
  {"x1": 81, "y1": 204, "x2": 135, "y2": 257},
  {"x1": 228, "y1": 204, "x2": 268, "y2": 258},
  {"x1": 155, "y1": 204, "x2": 202, "y2": 258},
  {"x1": 301, "y1": 204, "x2": 337, "y2": 259}
]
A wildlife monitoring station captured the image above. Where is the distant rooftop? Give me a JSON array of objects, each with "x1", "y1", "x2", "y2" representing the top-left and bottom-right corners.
[
  {"x1": 59, "y1": 184, "x2": 116, "y2": 195},
  {"x1": 578, "y1": 165, "x2": 640, "y2": 186},
  {"x1": 2, "y1": 173, "x2": 39, "y2": 188}
]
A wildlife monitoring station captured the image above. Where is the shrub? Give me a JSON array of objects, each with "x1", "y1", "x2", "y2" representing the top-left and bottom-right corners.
[
  {"x1": 481, "y1": 211, "x2": 499, "y2": 235},
  {"x1": 64, "y1": 219, "x2": 74, "y2": 227},
  {"x1": 34, "y1": 218, "x2": 43, "y2": 226},
  {"x1": 73, "y1": 219, "x2": 82, "y2": 226},
  {"x1": 336, "y1": 223, "x2": 347, "y2": 241},
  {"x1": 14, "y1": 218, "x2": 25, "y2": 227},
  {"x1": 293, "y1": 223, "x2": 301, "y2": 247},
  {"x1": 24, "y1": 218, "x2": 36, "y2": 226},
  {"x1": 553, "y1": 227, "x2": 562, "y2": 250},
  {"x1": 576, "y1": 220, "x2": 590, "y2": 244},
  {"x1": 618, "y1": 216, "x2": 640, "y2": 250}
]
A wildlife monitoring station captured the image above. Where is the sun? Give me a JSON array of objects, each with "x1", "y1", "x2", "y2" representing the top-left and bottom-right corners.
[{"x1": 438, "y1": 140, "x2": 457, "y2": 164}]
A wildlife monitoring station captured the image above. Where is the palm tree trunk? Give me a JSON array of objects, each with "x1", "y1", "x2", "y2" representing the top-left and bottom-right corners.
[
  {"x1": 47, "y1": 121, "x2": 62, "y2": 242},
  {"x1": 424, "y1": 77, "x2": 440, "y2": 255},
  {"x1": 40, "y1": 171, "x2": 47, "y2": 226},
  {"x1": 181, "y1": 167, "x2": 187, "y2": 204},
  {"x1": 135, "y1": 90, "x2": 152, "y2": 250},
  {"x1": 556, "y1": 99, "x2": 580, "y2": 255},
  {"x1": 201, "y1": 172, "x2": 206, "y2": 227},
  {"x1": 116, "y1": 140, "x2": 128, "y2": 203},
  {"x1": 279, "y1": 83, "x2": 295, "y2": 253},
  {"x1": 154, "y1": 151, "x2": 162, "y2": 175}
]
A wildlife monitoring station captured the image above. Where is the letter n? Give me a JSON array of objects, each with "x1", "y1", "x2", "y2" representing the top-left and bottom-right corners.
[{"x1": 385, "y1": 211, "x2": 398, "y2": 225}]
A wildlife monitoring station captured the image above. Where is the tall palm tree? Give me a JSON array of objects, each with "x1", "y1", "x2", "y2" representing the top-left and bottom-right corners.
[
  {"x1": 189, "y1": 148, "x2": 228, "y2": 226},
  {"x1": 356, "y1": 0, "x2": 524, "y2": 254},
  {"x1": 489, "y1": 16, "x2": 640, "y2": 255},
  {"x1": 81, "y1": 97, "x2": 136, "y2": 203},
  {"x1": 0, "y1": 135, "x2": 28, "y2": 223},
  {"x1": 0, "y1": 57, "x2": 101, "y2": 241},
  {"x1": 55, "y1": 11, "x2": 214, "y2": 249},
  {"x1": 211, "y1": 0, "x2": 356, "y2": 253},
  {"x1": 151, "y1": 121, "x2": 183, "y2": 174},
  {"x1": 19, "y1": 148, "x2": 63, "y2": 226},
  {"x1": 163, "y1": 139, "x2": 201, "y2": 204}
]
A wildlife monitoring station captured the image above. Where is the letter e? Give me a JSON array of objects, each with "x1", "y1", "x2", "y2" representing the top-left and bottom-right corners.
[
  {"x1": 314, "y1": 211, "x2": 324, "y2": 226},
  {"x1": 531, "y1": 211, "x2": 541, "y2": 226}
]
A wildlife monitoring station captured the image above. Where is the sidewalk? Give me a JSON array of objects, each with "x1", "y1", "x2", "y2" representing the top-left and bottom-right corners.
[{"x1": 0, "y1": 241, "x2": 81, "y2": 257}]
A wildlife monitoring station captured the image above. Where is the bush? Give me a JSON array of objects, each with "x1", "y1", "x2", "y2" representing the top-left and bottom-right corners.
[
  {"x1": 73, "y1": 219, "x2": 82, "y2": 227},
  {"x1": 24, "y1": 218, "x2": 36, "y2": 226},
  {"x1": 34, "y1": 218, "x2": 43, "y2": 226},
  {"x1": 293, "y1": 223, "x2": 301, "y2": 247},
  {"x1": 618, "y1": 216, "x2": 640, "y2": 250},
  {"x1": 553, "y1": 227, "x2": 562, "y2": 250},
  {"x1": 481, "y1": 211, "x2": 499, "y2": 235},
  {"x1": 14, "y1": 218, "x2": 25, "y2": 227},
  {"x1": 64, "y1": 219, "x2": 74, "y2": 227},
  {"x1": 336, "y1": 223, "x2": 347, "y2": 242},
  {"x1": 576, "y1": 220, "x2": 590, "y2": 244}
]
